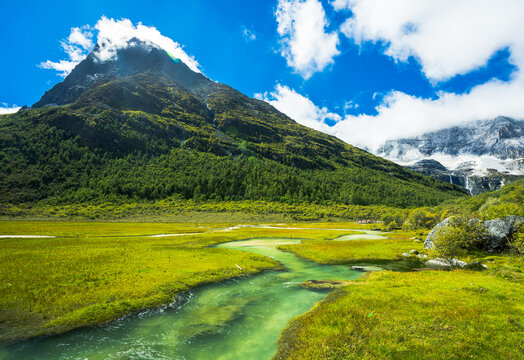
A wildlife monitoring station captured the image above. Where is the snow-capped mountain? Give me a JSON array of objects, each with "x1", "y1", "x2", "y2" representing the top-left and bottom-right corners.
[{"x1": 376, "y1": 117, "x2": 524, "y2": 194}]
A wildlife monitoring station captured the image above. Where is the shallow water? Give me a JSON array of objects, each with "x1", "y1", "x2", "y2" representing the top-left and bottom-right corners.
[
  {"x1": 1, "y1": 238, "x2": 361, "y2": 360},
  {"x1": 333, "y1": 230, "x2": 388, "y2": 241}
]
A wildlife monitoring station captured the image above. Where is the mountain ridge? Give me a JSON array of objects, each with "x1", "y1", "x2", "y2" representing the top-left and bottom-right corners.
[
  {"x1": 376, "y1": 117, "x2": 524, "y2": 194},
  {"x1": 0, "y1": 40, "x2": 465, "y2": 206}
]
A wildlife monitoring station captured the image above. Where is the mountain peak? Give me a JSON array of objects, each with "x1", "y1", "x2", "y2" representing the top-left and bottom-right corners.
[{"x1": 33, "y1": 39, "x2": 211, "y2": 108}]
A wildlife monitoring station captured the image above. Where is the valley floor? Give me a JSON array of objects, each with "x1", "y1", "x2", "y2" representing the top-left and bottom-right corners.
[
  {"x1": 0, "y1": 220, "x2": 522, "y2": 360},
  {"x1": 0, "y1": 221, "x2": 366, "y2": 343}
]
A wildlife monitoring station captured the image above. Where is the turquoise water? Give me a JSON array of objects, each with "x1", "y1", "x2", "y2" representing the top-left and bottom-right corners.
[{"x1": 1, "y1": 238, "x2": 361, "y2": 360}]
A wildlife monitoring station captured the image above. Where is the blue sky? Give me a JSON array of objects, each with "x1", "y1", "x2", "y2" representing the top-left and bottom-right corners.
[{"x1": 1, "y1": 0, "x2": 523, "y2": 149}]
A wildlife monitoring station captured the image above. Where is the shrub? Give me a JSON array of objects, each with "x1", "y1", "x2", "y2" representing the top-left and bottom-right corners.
[
  {"x1": 508, "y1": 223, "x2": 524, "y2": 257},
  {"x1": 403, "y1": 208, "x2": 440, "y2": 230},
  {"x1": 431, "y1": 216, "x2": 489, "y2": 260}
]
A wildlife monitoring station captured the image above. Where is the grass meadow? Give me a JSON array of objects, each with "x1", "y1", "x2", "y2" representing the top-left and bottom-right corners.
[{"x1": 0, "y1": 221, "x2": 361, "y2": 343}]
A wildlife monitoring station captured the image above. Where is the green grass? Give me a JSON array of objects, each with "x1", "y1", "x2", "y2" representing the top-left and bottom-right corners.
[
  {"x1": 273, "y1": 229, "x2": 524, "y2": 359},
  {"x1": 0, "y1": 221, "x2": 362, "y2": 343},
  {"x1": 277, "y1": 230, "x2": 426, "y2": 265},
  {"x1": 275, "y1": 268, "x2": 524, "y2": 360},
  {"x1": 3, "y1": 219, "x2": 522, "y2": 360}
]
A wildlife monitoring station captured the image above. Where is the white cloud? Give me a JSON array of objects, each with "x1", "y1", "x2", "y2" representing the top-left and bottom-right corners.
[
  {"x1": 0, "y1": 103, "x2": 21, "y2": 114},
  {"x1": 255, "y1": 84, "x2": 341, "y2": 131},
  {"x1": 260, "y1": 0, "x2": 524, "y2": 151},
  {"x1": 336, "y1": 0, "x2": 524, "y2": 82},
  {"x1": 93, "y1": 17, "x2": 200, "y2": 72},
  {"x1": 259, "y1": 75, "x2": 524, "y2": 152},
  {"x1": 68, "y1": 26, "x2": 94, "y2": 49},
  {"x1": 276, "y1": 0, "x2": 340, "y2": 79},
  {"x1": 38, "y1": 26, "x2": 93, "y2": 77},
  {"x1": 39, "y1": 16, "x2": 200, "y2": 77},
  {"x1": 331, "y1": 76, "x2": 524, "y2": 151},
  {"x1": 38, "y1": 59, "x2": 79, "y2": 77},
  {"x1": 242, "y1": 27, "x2": 256, "y2": 41}
]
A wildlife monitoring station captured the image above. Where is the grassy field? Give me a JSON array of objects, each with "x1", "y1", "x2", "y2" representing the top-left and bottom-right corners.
[
  {"x1": 3, "y1": 220, "x2": 522, "y2": 360},
  {"x1": 273, "y1": 229, "x2": 524, "y2": 360},
  {"x1": 0, "y1": 221, "x2": 363, "y2": 343},
  {"x1": 277, "y1": 230, "x2": 427, "y2": 271},
  {"x1": 274, "y1": 267, "x2": 524, "y2": 360}
]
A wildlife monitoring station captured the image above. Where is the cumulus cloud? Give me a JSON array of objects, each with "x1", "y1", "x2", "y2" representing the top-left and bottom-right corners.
[
  {"x1": 327, "y1": 0, "x2": 524, "y2": 150},
  {"x1": 255, "y1": 84, "x2": 341, "y2": 131},
  {"x1": 39, "y1": 16, "x2": 200, "y2": 77},
  {"x1": 258, "y1": 0, "x2": 524, "y2": 151},
  {"x1": 68, "y1": 26, "x2": 94, "y2": 49},
  {"x1": 39, "y1": 26, "x2": 93, "y2": 77},
  {"x1": 262, "y1": 77, "x2": 524, "y2": 152},
  {"x1": 336, "y1": 0, "x2": 524, "y2": 82},
  {"x1": 0, "y1": 103, "x2": 21, "y2": 114},
  {"x1": 276, "y1": 0, "x2": 340, "y2": 79},
  {"x1": 331, "y1": 77, "x2": 524, "y2": 150}
]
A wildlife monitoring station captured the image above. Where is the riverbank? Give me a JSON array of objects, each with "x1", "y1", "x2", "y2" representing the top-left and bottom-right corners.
[
  {"x1": 0, "y1": 221, "x2": 367, "y2": 344},
  {"x1": 273, "y1": 240, "x2": 524, "y2": 360}
]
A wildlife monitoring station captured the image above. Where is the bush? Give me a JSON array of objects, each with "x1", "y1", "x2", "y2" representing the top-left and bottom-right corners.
[
  {"x1": 431, "y1": 216, "x2": 489, "y2": 260},
  {"x1": 403, "y1": 208, "x2": 440, "y2": 230},
  {"x1": 508, "y1": 223, "x2": 524, "y2": 257}
]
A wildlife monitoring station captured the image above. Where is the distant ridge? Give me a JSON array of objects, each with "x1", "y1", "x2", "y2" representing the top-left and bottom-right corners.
[{"x1": 376, "y1": 117, "x2": 524, "y2": 194}]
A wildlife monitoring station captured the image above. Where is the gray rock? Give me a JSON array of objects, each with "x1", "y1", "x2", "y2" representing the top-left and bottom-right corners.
[
  {"x1": 450, "y1": 258, "x2": 468, "y2": 267},
  {"x1": 425, "y1": 215, "x2": 523, "y2": 253},
  {"x1": 401, "y1": 253, "x2": 412, "y2": 257},
  {"x1": 482, "y1": 216, "x2": 524, "y2": 252},
  {"x1": 351, "y1": 266, "x2": 366, "y2": 272},
  {"x1": 409, "y1": 249, "x2": 420, "y2": 255},
  {"x1": 417, "y1": 254, "x2": 428, "y2": 259},
  {"x1": 426, "y1": 258, "x2": 467, "y2": 268},
  {"x1": 424, "y1": 217, "x2": 453, "y2": 249},
  {"x1": 426, "y1": 258, "x2": 451, "y2": 268},
  {"x1": 465, "y1": 261, "x2": 488, "y2": 271}
]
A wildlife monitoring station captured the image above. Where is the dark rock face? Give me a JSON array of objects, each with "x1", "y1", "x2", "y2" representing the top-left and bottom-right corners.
[
  {"x1": 376, "y1": 117, "x2": 524, "y2": 194},
  {"x1": 378, "y1": 117, "x2": 524, "y2": 160},
  {"x1": 406, "y1": 160, "x2": 521, "y2": 195},
  {"x1": 33, "y1": 40, "x2": 214, "y2": 108},
  {"x1": 425, "y1": 216, "x2": 524, "y2": 252}
]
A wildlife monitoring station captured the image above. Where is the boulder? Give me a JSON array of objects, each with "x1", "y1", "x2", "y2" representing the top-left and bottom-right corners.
[
  {"x1": 425, "y1": 215, "x2": 524, "y2": 253},
  {"x1": 482, "y1": 216, "x2": 524, "y2": 252},
  {"x1": 409, "y1": 249, "x2": 420, "y2": 255},
  {"x1": 465, "y1": 261, "x2": 488, "y2": 271},
  {"x1": 426, "y1": 258, "x2": 451, "y2": 268},
  {"x1": 351, "y1": 266, "x2": 366, "y2": 272},
  {"x1": 302, "y1": 279, "x2": 352, "y2": 289},
  {"x1": 424, "y1": 217, "x2": 453, "y2": 249},
  {"x1": 450, "y1": 258, "x2": 468, "y2": 267},
  {"x1": 401, "y1": 253, "x2": 412, "y2": 257},
  {"x1": 426, "y1": 258, "x2": 467, "y2": 269}
]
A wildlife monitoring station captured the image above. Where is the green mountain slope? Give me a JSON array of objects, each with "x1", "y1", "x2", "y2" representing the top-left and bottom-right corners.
[{"x1": 0, "y1": 43, "x2": 465, "y2": 207}]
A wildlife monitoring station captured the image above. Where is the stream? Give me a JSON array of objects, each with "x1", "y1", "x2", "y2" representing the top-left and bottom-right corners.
[{"x1": 1, "y1": 237, "x2": 363, "y2": 360}]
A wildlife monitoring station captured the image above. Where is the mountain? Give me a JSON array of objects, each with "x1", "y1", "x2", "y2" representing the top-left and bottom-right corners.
[
  {"x1": 376, "y1": 117, "x2": 524, "y2": 195},
  {"x1": 0, "y1": 40, "x2": 465, "y2": 207}
]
